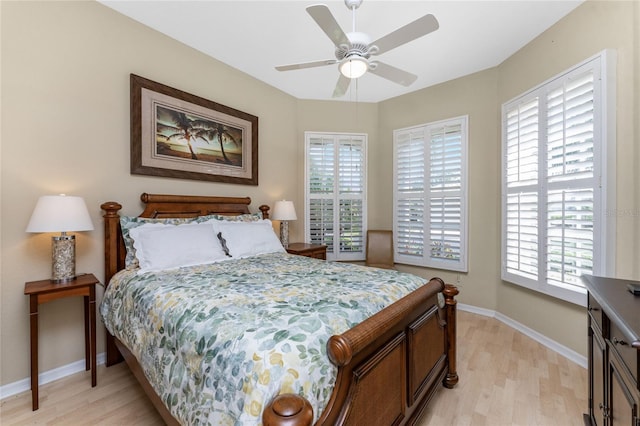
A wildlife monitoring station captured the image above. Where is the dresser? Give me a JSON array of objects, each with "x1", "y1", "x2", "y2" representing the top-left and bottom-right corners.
[{"x1": 582, "y1": 274, "x2": 639, "y2": 426}]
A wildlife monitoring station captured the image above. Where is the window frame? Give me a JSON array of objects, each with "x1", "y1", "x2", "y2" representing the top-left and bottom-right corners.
[
  {"x1": 304, "y1": 131, "x2": 368, "y2": 261},
  {"x1": 393, "y1": 115, "x2": 469, "y2": 272},
  {"x1": 500, "y1": 50, "x2": 616, "y2": 306}
]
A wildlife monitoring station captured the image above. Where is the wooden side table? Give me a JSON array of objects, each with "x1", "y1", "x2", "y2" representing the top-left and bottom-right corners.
[
  {"x1": 286, "y1": 243, "x2": 327, "y2": 260},
  {"x1": 24, "y1": 273, "x2": 100, "y2": 410}
]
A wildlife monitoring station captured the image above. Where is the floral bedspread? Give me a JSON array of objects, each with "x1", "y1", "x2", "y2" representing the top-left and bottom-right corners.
[{"x1": 99, "y1": 252, "x2": 427, "y2": 425}]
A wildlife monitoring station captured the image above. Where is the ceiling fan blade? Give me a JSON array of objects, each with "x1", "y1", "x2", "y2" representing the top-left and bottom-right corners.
[
  {"x1": 306, "y1": 4, "x2": 350, "y2": 48},
  {"x1": 276, "y1": 59, "x2": 337, "y2": 72},
  {"x1": 332, "y1": 74, "x2": 351, "y2": 98},
  {"x1": 370, "y1": 14, "x2": 439, "y2": 55},
  {"x1": 369, "y1": 62, "x2": 418, "y2": 86}
]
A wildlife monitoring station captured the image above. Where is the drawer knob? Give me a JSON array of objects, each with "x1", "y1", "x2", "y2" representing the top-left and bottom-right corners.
[
  {"x1": 612, "y1": 336, "x2": 628, "y2": 346},
  {"x1": 588, "y1": 306, "x2": 600, "y2": 312}
]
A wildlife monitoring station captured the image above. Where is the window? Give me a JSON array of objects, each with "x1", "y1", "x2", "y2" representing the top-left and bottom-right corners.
[
  {"x1": 393, "y1": 116, "x2": 468, "y2": 272},
  {"x1": 501, "y1": 51, "x2": 615, "y2": 306},
  {"x1": 305, "y1": 132, "x2": 367, "y2": 261}
]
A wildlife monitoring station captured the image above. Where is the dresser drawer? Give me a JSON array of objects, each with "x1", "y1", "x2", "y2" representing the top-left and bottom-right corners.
[
  {"x1": 609, "y1": 320, "x2": 639, "y2": 388},
  {"x1": 588, "y1": 293, "x2": 606, "y2": 336}
]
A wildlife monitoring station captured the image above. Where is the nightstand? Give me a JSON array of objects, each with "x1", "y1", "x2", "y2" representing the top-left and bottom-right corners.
[
  {"x1": 286, "y1": 243, "x2": 327, "y2": 260},
  {"x1": 24, "y1": 273, "x2": 100, "y2": 410}
]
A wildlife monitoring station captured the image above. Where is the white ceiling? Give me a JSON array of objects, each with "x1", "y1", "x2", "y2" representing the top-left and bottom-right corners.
[{"x1": 99, "y1": 0, "x2": 583, "y2": 103}]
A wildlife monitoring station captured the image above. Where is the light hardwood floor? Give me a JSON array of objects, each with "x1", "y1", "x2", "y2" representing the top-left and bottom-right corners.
[
  {"x1": 419, "y1": 311, "x2": 587, "y2": 425},
  {"x1": 0, "y1": 311, "x2": 588, "y2": 425}
]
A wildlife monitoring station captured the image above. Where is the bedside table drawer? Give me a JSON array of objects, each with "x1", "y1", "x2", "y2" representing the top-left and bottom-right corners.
[
  {"x1": 286, "y1": 243, "x2": 327, "y2": 260},
  {"x1": 305, "y1": 248, "x2": 326, "y2": 260}
]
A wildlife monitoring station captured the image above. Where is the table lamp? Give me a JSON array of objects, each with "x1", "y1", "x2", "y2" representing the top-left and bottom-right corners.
[
  {"x1": 26, "y1": 194, "x2": 94, "y2": 283},
  {"x1": 271, "y1": 200, "x2": 297, "y2": 248}
]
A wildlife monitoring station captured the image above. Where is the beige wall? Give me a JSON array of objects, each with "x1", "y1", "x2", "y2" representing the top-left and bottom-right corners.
[
  {"x1": 1, "y1": 1, "x2": 305, "y2": 385},
  {"x1": 495, "y1": 0, "x2": 638, "y2": 355},
  {"x1": 1, "y1": 0, "x2": 637, "y2": 388},
  {"x1": 378, "y1": 69, "x2": 501, "y2": 312},
  {"x1": 377, "y1": 0, "x2": 638, "y2": 357}
]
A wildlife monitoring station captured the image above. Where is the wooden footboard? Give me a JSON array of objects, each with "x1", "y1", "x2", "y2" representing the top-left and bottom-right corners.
[{"x1": 263, "y1": 279, "x2": 459, "y2": 426}]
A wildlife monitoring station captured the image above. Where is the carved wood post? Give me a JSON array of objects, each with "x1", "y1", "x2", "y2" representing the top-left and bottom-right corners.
[
  {"x1": 259, "y1": 204, "x2": 270, "y2": 219},
  {"x1": 443, "y1": 283, "x2": 459, "y2": 388},
  {"x1": 263, "y1": 394, "x2": 313, "y2": 426},
  {"x1": 100, "y1": 201, "x2": 123, "y2": 367}
]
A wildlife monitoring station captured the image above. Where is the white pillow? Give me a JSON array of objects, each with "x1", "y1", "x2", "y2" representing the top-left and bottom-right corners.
[
  {"x1": 129, "y1": 222, "x2": 229, "y2": 273},
  {"x1": 213, "y1": 219, "x2": 284, "y2": 259}
]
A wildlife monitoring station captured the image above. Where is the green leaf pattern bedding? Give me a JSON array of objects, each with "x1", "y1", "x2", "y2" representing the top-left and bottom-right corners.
[{"x1": 99, "y1": 252, "x2": 427, "y2": 425}]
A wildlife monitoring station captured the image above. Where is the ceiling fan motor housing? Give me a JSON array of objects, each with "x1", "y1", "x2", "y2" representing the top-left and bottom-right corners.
[{"x1": 335, "y1": 31, "x2": 373, "y2": 61}]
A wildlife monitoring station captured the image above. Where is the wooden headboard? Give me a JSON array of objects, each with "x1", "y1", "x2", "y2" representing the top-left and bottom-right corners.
[{"x1": 101, "y1": 193, "x2": 270, "y2": 285}]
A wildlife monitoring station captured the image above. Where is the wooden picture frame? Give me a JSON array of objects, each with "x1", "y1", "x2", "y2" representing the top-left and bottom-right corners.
[{"x1": 130, "y1": 74, "x2": 258, "y2": 185}]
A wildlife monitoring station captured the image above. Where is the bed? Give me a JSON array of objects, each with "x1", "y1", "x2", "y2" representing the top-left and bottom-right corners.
[{"x1": 100, "y1": 193, "x2": 459, "y2": 425}]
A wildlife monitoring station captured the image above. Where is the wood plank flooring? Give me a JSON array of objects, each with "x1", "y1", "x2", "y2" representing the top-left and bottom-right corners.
[
  {"x1": 0, "y1": 311, "x2": 587, "y2": 425},
  {"x1": 419, "y1": 311, "x2": 587, "y2": 425}
]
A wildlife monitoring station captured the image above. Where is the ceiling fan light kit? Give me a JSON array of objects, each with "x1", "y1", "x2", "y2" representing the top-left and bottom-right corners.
[
  {"x1": 275, "y1": 0, "x2": 439, "y2": 98},
  {"x1": 340, "y1": 55, "x2": 368, "y2": 79}
]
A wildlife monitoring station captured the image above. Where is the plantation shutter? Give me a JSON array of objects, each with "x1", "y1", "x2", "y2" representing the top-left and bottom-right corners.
[
  {"x1": 504, "y1": 98, "x2": 540, "y2": 281},
  {"x1": 308, "y1": 137, "x2": 335, "y2": 252},
  {"x1": 429, "y1": 124, "x2": 463, "y2": 263},
  {"x1": 393, "y1": 116, "x2": 468, "y2": 272},
  {"x1": 395, "y1": 128, "x2": 426, "y2": 260},
  {"x1": 501, "y1": 51, "x2": 612, "y2": 306},
  {"x1": 338, "y1": 139, "x2": 365, "y2": 255},
  {"x1": 305, "y1": 132, "x2": 367, "y2": 261},
  {"x1": 545, "y1": 71, "x2": 596, "y2": 291}
]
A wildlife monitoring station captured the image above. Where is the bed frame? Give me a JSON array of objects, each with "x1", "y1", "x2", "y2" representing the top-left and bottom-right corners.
[{"x1": 101, "y1": 193, "x2": 459, "y2": 426}]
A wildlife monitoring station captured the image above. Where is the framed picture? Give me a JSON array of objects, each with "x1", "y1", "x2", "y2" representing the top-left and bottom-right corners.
[{"x1": 130, "y1": 74, "x2": 258, "y2": 185}]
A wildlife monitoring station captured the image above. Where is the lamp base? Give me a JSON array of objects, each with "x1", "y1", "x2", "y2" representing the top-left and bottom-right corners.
[
  {"x1": 52, "y1": 234, "x2": 76, "y2": 283},
  {"x1": 280, "y1": 221, "x2": 290, "y2": 248}
]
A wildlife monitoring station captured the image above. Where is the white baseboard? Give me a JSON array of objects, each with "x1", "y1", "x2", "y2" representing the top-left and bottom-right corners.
[
  {"x1": 458, "y1": 303, "x2": 587, "y2": 369},
  {"x1": 1, "y1": 303, "x2": 587, "y2": 400},
  {"x1": 0, "y1": 352, "x2": 106, "y2": 400}
]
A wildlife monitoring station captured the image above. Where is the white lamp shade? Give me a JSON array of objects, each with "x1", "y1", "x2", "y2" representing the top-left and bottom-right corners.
[
  {"x1": 271, "y1": 200, "x2": 297, "y2": 221},
  {"x1": 26, "y1": 195, "x2": 94, "y2": 233},
  {"x1": 339, "y1": 56, "x2": 368, "y2": 79}
]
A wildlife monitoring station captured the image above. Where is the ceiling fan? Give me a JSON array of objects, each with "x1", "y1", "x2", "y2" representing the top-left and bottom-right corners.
[{"x1": 275, "y1": 0, "x2": 439, "y2": 98}]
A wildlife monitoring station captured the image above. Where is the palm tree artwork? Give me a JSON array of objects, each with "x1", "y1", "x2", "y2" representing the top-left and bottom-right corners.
[{"x1": 155, "y1": 105, "x2": 242, "y2": 166}]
